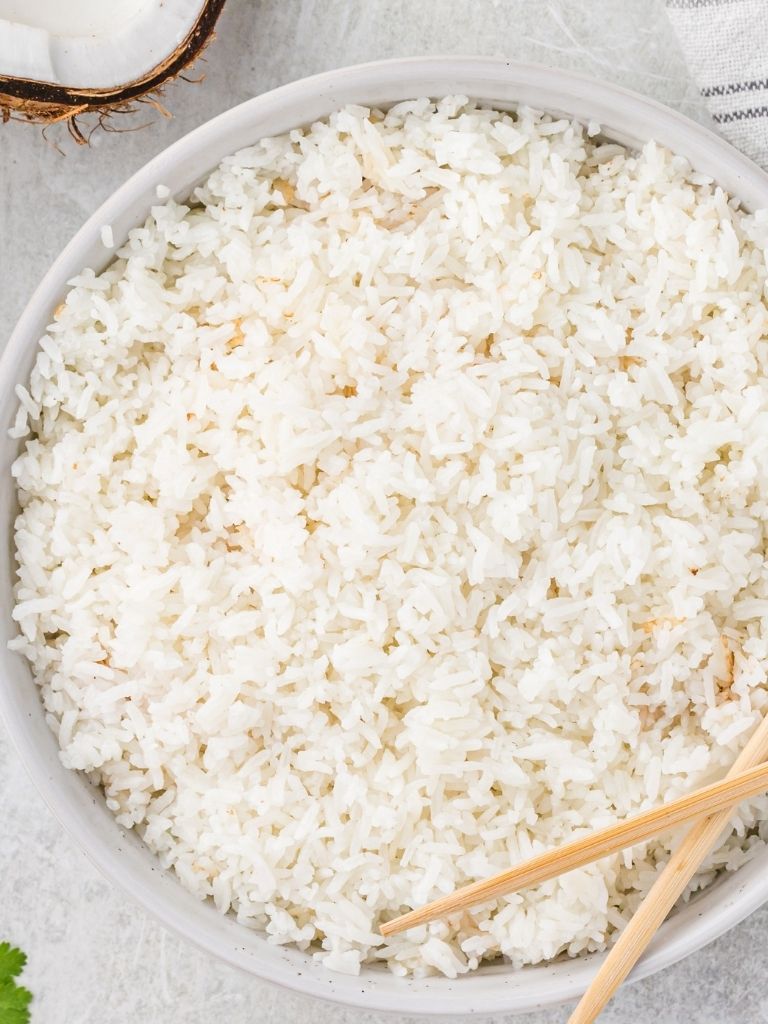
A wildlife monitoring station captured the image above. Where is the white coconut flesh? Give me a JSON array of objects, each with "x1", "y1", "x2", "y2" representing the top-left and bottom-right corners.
[{"x1": 0, "y1": 0, "x2": 210, "y2": 90}]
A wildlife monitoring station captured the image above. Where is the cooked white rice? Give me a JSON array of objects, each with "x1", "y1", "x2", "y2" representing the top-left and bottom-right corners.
[{"x1": 11, "y1": 98, "x2": 768, "y2": 979}]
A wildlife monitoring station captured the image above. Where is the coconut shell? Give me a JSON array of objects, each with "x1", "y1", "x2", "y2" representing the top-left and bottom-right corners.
[{"x1": 0, "y1": 0, "x2": 227, "y2": 139}]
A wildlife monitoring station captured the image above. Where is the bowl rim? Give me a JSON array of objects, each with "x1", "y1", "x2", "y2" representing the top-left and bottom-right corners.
[{"x1": 3, "y1": 55, "x2": 768, "y2": 1017}]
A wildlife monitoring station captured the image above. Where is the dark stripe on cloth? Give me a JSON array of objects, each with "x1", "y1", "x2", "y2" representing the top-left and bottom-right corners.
[
  {"x1": 702, "y1": 79, "x2": 768, "y2": 98},
  {"x1": 712, "y1": 106, "x2": 768, "y2": 123},
  {"x1": 667, "y1": 0, "x2": 744, "y2": 8}
]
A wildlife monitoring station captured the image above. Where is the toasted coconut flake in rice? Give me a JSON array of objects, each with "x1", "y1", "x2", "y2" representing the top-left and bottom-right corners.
[{"x1": 640, "y1": 616, "x2": 687, "y2": 634}]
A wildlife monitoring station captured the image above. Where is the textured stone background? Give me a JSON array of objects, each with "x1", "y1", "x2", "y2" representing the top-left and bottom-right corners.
[{"x1": 2, "y1": 1, "x2": 767, "y2": 1021}]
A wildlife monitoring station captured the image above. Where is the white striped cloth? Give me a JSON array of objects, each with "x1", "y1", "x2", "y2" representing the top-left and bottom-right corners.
[{"x1": 666, "y1": 0, "x2": 768, "y2": 167}]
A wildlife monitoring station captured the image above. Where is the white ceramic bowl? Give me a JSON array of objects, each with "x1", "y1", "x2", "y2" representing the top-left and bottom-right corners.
[{"x1": 2, "y1": 57, "x2": 768, "y2": 1018}]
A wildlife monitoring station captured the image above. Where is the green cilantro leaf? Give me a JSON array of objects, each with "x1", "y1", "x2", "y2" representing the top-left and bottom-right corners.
[
  {"x1": 0, "y1": 943, "x2": 32, "y2": 1024},
  {"x1": 0, "y1": 947, "x2": 25, "y2": 983}
]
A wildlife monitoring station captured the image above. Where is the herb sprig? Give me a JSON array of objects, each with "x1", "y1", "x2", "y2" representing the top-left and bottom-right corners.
[{"x1": 0, "y1": 943, "x2": 32, "y2": 1024}]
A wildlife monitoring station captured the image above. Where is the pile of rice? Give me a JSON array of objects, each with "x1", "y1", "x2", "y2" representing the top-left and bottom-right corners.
[{"x1": 11, "y1": 98, "x2": 768, "y2": 978}]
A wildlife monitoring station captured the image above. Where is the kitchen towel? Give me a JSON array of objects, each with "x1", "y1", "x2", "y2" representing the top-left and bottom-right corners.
[{"x1": 666, "y1": 0, "x2": 768, "y2": 167}]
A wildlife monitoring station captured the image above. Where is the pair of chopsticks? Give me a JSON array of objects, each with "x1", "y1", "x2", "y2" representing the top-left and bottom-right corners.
[{"x1": 380, "y1": 713, "x2": 768, "y2": 1021}]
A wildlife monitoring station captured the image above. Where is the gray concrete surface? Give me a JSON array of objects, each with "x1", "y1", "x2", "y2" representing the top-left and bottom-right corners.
[{"x1": 1, "y1": 1, "x2": 765, "y2": 1021}]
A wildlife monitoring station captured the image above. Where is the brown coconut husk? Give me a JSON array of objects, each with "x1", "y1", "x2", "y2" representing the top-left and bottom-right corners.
[{"x1": 0, "y1": 0, "x2": 227, "y2": 142}]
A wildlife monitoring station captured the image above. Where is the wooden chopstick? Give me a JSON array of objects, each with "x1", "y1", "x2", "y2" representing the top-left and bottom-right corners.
[
  {"x1": 568, "y1": 711, "x2": 768, "y2": 1023},
  {"x1": 380, "y1": 754, "x2": 768, "y2": 939}
]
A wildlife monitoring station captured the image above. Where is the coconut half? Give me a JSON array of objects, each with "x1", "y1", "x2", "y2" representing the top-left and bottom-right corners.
[{"x1": 0, "y1": 0, "x2": 225, "y2": 136}]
